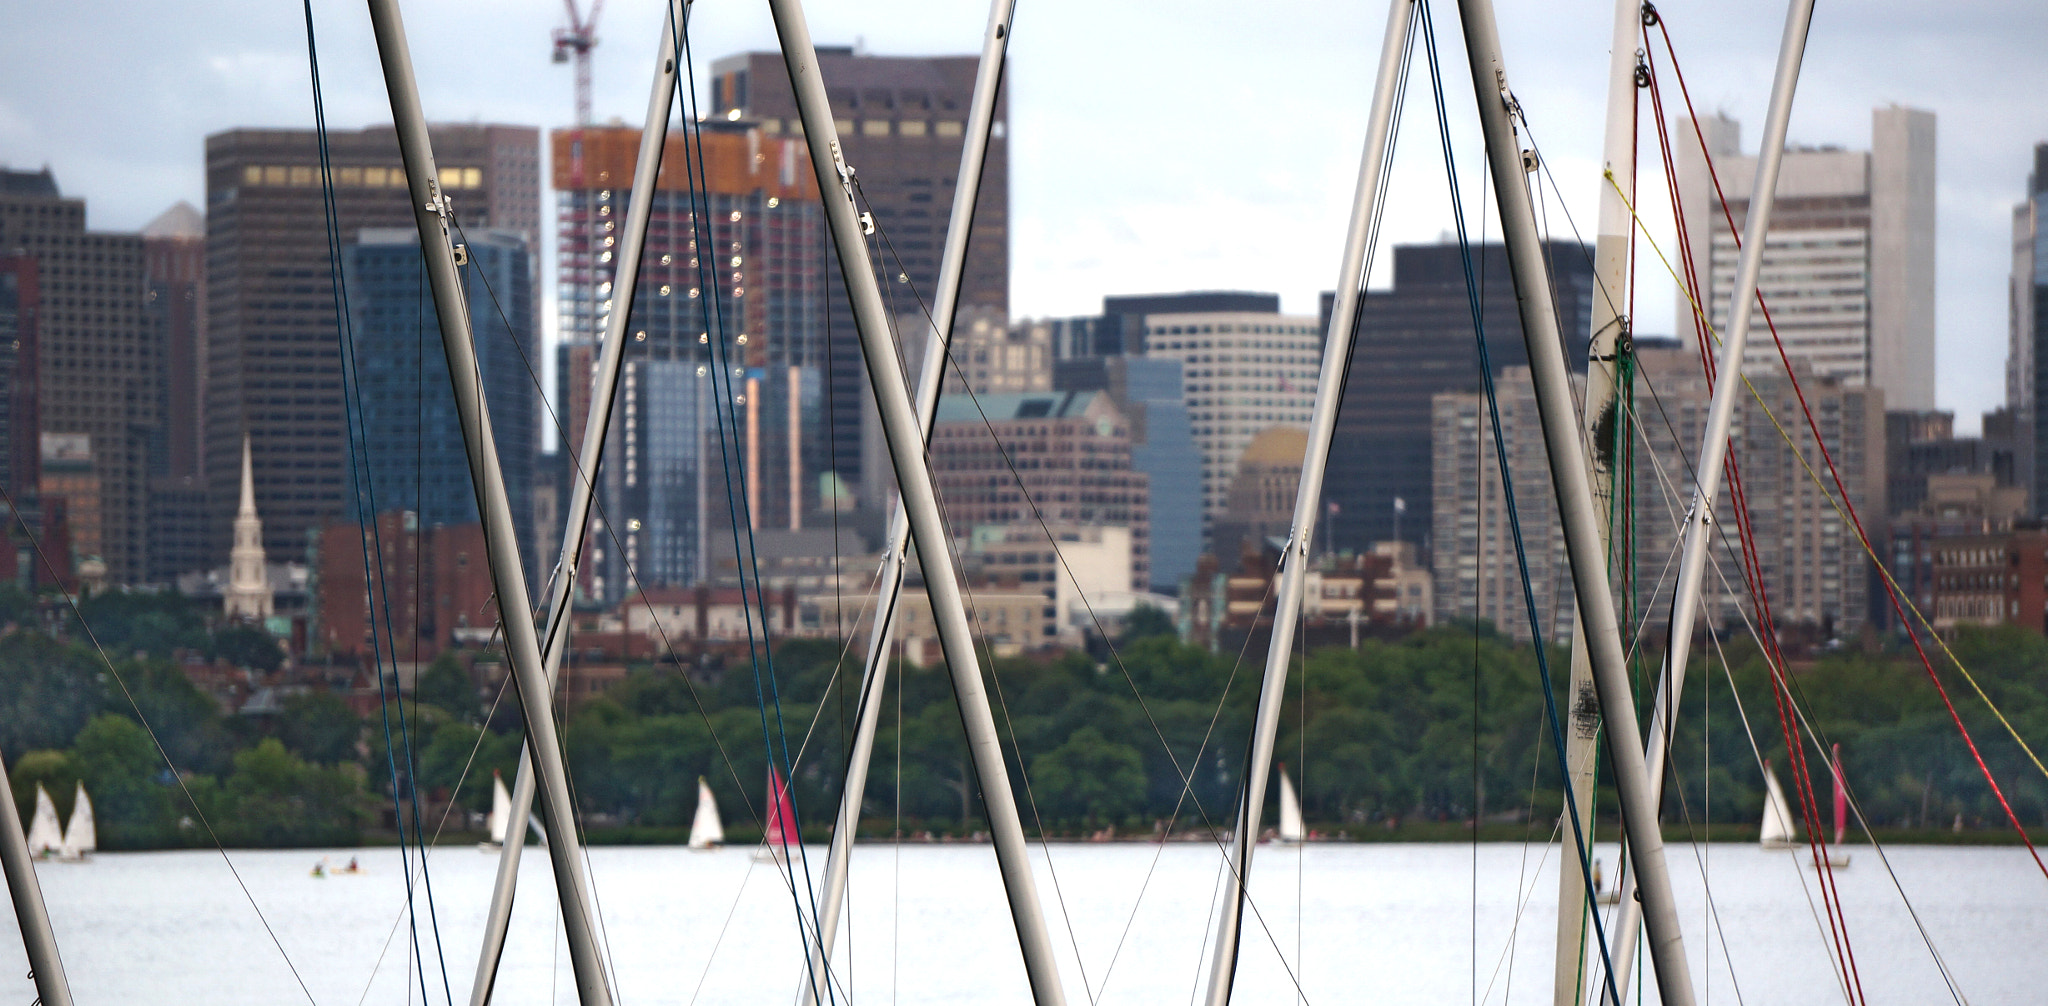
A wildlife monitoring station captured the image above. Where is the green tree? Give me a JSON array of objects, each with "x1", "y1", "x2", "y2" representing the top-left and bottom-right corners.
[
  {"x1": 209, "y1": 624, "x2": 284, "y2": 672},
  {"x1": 1031, "y1": 726, "x2": 1146, "y2": 825},
  {"x1": 71, "y1": 714, "x2": 176, "y2": 847},
  {"x1": 277, "y1": 692, "x2": 362, "y2": 765},
  {"x1": 71, "y1": 589, "x2": 207, "y2": 658},
  {"x1": 1118, "y1": 605, "x2": 1179, "y2": 646},
  {"x1": 0, "y1": 633, "x2": 104, "y2": 762},
  {"x1": 218, "y1": 738, "x2": 371, "y2": 846},
  {"x1": 414, "y1": 653, "x2": 481, "y2": 723}
]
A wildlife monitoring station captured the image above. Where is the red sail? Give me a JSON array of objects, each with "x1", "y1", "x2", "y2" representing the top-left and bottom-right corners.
[
  {"x1": 1831, "y1": 743, "x2": 1847, "y2": 847},
  {"x1": 765, "y1": 768, "x2": 796, "y2": 849}
]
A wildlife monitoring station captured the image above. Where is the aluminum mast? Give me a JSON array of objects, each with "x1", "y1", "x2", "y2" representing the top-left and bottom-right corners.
[
  {"x1": 1552, "y1": 2, "x2": 1640, "y2": 1003},
  {"x1": 1452, "y1": 0, "x2": 1698, "y2": 1001},
  {"x1": 467, "y1": 4, "x2": 685, "y2": 1002},
  {"x1": 1606, "y1": 0, "x2": 1816, "y2": 996},
  {"x1": 365, "y1": 2, "x2": 614, "y2": 1002},
  {"x1": 799, "y1": 1, "x2": 1014, "y2": 1002},
  {"x1": 0, "y1": 754, "x2": 72, "y2": 1006},
  {"x1": 765, "y1": 0, "x2": 1067, "y2": 1001},
  {"x1": 1200, "y1": 2, "x2": 1415, "y2": 1001}
]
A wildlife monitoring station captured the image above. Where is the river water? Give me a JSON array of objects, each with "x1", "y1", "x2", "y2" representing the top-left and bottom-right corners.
[{"x1": 0, "y1": 840, "x2": 2036, "y2": 1004}]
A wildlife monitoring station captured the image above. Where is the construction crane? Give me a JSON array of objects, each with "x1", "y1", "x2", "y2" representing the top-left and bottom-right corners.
[{"x1": 552, "y1": 0, "x2": 603, "y2": 128}]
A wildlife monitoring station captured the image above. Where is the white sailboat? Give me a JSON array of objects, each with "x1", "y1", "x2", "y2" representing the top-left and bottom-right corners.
[
  {"x1": 24, "y1": 784, "x2": 62, "y2": 859},
  {"x1": 1759, "y1": 760, "x2": 1798, "y2": 849},
  {"x1": 481, "y1": 770, "x2": 512, "y2": 851},
  {"x1": 57, "y1": 783, "x2": 93, "y2": 862},
  {"x1": 1275, "y1": 764, "x2": 1305, "y2": 844},
  {"x1": 688, "y1": 777, "x2": 724, "y2": 851}
]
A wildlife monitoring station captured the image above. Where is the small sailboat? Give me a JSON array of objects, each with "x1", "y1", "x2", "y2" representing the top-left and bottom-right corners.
[
  {"x1": 24, "y1": 783, "x2": 62, "y2": 858},
  {"x1": 1275, "y1": 764, "x2": 1305, "y2": 844},
  {"x1": 753, "y1": 768, "x2": 796, "y2": 863},
  {"x1": 57, "y1": 782, "x2": 93, "y2": 862},
  {"x1": 481, "y1": 769, "x2": 512, "y2": 852},
  {"x1": 1759, "y1": 759, "x2": 1798, "y2": 850},
  {"x1": 688, "y1": 776, "x2": 724, "y2": 851}
]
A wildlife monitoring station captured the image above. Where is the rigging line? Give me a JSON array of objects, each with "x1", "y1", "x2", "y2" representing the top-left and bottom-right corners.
[
  {"x1": 860, "y1": 183, "x2": 1243, "y2": 856},
  {"x1": 1602, "y1": 167, "x2": 2048, "y2": 879},
  {"x1": 0, "y1": 485, "x2": 317, "y2": 1005},
  {"x1": 1631, "y1": 28, "x2": 2048, "y2": 797},
  {"x1": 1414, "y1": 5, "x2": 1623, "y2": 1005},
  {"x1": 671, "y1": 28, "x2": 836, "y2": 992},
  {"x1": 306, "y1": 2, "x2": 453, "y2": 998},
  {"x1": 686, "y1": 858, "x2": 766, "y2": 1006}
]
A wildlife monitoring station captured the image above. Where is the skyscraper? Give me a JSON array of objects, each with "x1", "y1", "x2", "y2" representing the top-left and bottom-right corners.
[
  {"x1": 1053, "y1": 354, "x2": 1201, "y2": 592},
  {"x1": 0, "y1": 168, "x2": 153, "y2": 583},
  {"x1": 205, "y1": 124, "x2": 540, "y2": 564},
  {"x1": 1325, "y1": 241, "x2": 1595, "y2": 556},
  {"x1": 0, "y1": 254, "x2": 39, "y2": 506},
  {"x1": 708, "y1": 47, "x2": 1009, "y2": 500},
  {"x1": 1674, "y1": 106, "x2": 1936, "y2": 409},
  {"x1": 143, "y1": 202, "x2": 211, "y2": 583},
  {"x1": 549, "y1": 123, "x2": 826, "y2": 601},
  {"x1": 344, "y1": 228, "x2": 536, "y2": 579},
  {"x1": 2013, "y1": 143, "x2": 2048, "y2": 512}
]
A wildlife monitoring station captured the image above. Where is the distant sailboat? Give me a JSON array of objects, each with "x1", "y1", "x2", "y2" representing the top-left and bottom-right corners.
[
  {"x1": 1276, "y1": 764, "x2": 1305, "y2": 844},
  {"x1": 688, "y1": 777, "x2": 724, "y2": 851},
  {"x1": 480, "y1": 770, "x2": 545, "y2": 852},
  {"x1": 57, "y1": 782, "x2": 93, "y2": 862},
  {"x1": 1759, "y1": 760, "x2": 1798, "y2": 849},
  {"x1": 754, "y1": 768, "x2": 796, "y2": 863},
  {"x1": 24, "y1": 784, "x2": 62, "y2": 858}
]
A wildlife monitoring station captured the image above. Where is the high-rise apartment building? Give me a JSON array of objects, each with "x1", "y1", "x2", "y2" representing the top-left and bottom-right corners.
[
  {"x1": 205, "y1": 124, "x2": 540, "y2": 565},
  {"x1": 928, "y1": 390, "x2": 1150, "y2": 588},
  {"x1": 1142, "y1": 308, "x2": 1319, "y2": 541},
  {"x1": 2012, "y1": 143, "x2": 2048, "y2": 511},
  {"x1": 1326, "y1": 241, "x2": 1594, "y2": 556},
  {"x1": 709, "y1": 47, "x2": 1008, "y2": 499},
  {"x1": 0, "y1": 168, "x2": 153, "y2": 583},
  {"x1": 550, "y1": 123, "x2": 826, "y2": 601},
  {"x1": 1674, "y1": 106, "x2": 1936, "y2": 408},
  {"x1": 0, "y1": 255, "x2": 39, "y2": 506},
  {"x1": 344, "y1": 228, "x2": 536, "y2": 580}
]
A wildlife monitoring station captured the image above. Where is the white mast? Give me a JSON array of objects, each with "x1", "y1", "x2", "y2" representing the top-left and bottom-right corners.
[
  {"x1": 1554, "y1": 2, "x2": 1640, "y2": 1003},
  {"x1": 0, "y1": 774, "x2": 73, "y2": 1005},
  {"x1": 1452, "y1": 0, "x2": 1698, "y2": 1001},
  {"x1": 802, "y1": 0, "x2": 1013, "y2": 1000},
  {"x1": 1201, "y1": 3, "x2": 1414, "y2": 1001},
  {"x1": 1605, "y1": 0, "x2": 1817, "y2": 995},
  {"x1": 766, "y1": 0, "x2": 1070, "y2": 999},
  {"x1": 468, "y1": 6, "x2": 686, "y2": 1002},
  {"x1": 364, "y1": 1, "x2": 614, "y2": 1002}
]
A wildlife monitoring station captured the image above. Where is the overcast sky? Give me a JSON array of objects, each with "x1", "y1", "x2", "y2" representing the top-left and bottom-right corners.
[{"x1": 3, "y1": 0, "x2": 2043, "y2": 432}]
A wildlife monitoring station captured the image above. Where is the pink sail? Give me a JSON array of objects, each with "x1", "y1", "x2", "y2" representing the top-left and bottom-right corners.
[
  {"x1": 1831, "y1": 743, "x2": 1847, "y2": 847},
  {"x1": 765, "y1": 767, "x2": 797, "y2": 849}
]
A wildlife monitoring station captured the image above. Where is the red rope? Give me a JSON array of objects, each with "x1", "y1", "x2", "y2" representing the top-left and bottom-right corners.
[{"x1": 1653, "y1": 12, "x2": 2048, "y2": 884}]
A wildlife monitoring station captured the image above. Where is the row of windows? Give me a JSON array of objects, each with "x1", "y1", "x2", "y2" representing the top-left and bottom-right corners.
[
  {"x1": 239, "y1": 164, "x2": 483, "y2": 191},
  {"x1": 757, "y1": 118, "x2": 968, "y2": 139}
]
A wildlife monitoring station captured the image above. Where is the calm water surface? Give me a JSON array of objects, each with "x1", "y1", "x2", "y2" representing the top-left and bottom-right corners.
[{"x1": 0, "y1": 841, "x2": 2037, "y2": 1004}]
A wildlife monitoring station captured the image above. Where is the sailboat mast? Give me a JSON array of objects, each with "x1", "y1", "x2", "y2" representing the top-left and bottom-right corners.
[
  {"x1": 0, "y1": 756, "x2": 73, "y2": 1006},
  {"x1": 364, "y1": 2, "x2": 614, "y2": 1003},
  {"x1": 764, "y1": 1, "x2": 1069, "y2": 1001},
  {"x1": 1201, "y1": 3, "x2": 1414, "y2": 1001},
  {"x1": 1553, "y1": 3, "x2": 1640, "y2": 1004},
  {"x1": 1450, "y1": 0, "x2": 1697, "y2": 1003},
  {"x1": 1606, "y1": 0, "x2": 1816, "y2": 993},
  {"x1": 468, "y1": 6, "x2": 686, "y2": 1002},
  {"x1": 802, "y1": 1, "x2": 1014, "y2": 1001}
]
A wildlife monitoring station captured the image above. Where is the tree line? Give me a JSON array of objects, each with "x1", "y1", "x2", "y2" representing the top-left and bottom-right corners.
[{"x1": 4, "y1": 587, "x2": 2047, "y2": 847}]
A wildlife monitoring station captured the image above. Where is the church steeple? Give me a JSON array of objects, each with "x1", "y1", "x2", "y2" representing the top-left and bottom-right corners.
[{"x1": 223, "y1": 435, "x2": 273, "y2": 621}]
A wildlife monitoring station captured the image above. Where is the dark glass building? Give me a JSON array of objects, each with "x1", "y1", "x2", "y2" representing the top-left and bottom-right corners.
[{"x1": 1325, "y1": 241, "x2": 1595, "y2": 555}]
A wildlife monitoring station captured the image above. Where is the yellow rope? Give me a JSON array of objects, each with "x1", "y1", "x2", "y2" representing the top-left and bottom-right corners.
[{"x1": 1604, "y1": 169, "x2": 2048, "y2": 785}]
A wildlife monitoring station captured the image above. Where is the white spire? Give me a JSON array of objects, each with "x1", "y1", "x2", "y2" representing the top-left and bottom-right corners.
[{"x1": 223, "y1": 434, "x2": 273, "y2": 621}]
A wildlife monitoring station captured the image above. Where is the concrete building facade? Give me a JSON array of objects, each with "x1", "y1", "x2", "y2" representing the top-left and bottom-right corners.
[{"x1": 1674, "y1": 106, "x2": 1936, "y2": 408}]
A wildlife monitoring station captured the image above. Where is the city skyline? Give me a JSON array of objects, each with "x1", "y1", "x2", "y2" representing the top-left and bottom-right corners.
[{"x1": 2, "y1": 0, "x2": 2043, "y2": 432}]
